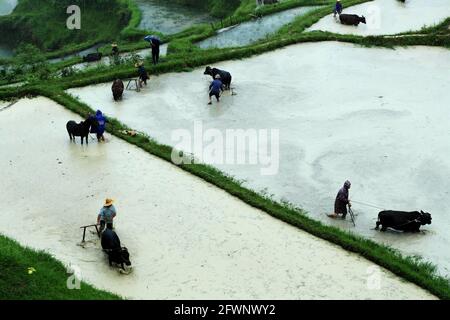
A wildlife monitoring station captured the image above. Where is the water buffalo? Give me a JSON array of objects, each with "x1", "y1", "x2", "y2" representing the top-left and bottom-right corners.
[
  {"x1": 83, "y1": 52, "x2": 103, "y2": 62},
  {"x1": 204, "y1": 66, "x2": 232, "y2": 90},
  {"x1": 339, "y1": 14, "x2": 366, "y2": 26},
  {"x1": 375, "y1": 210, "x2": 432, "y2": 232},
  {"x1": 111, "y1": 79, "x2": 124, "y2": 101},
  {"x1": 101, "y1": 228, "x2": 131, "y2": 271},
  {"x1": 66, "y1": 117, "x2": 95, "y2": 145}
]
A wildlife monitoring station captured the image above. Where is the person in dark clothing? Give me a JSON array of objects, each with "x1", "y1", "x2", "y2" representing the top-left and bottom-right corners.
[
  {"x1": 111, "y1": 43, "x2": 120, "y2": 64},
  {"x1": 150, "y1": 37, "x2": 161, "y2": 65},
  {"x1": 208, "y1": 74, "x2": 224, "y2": 105},
  {"x1": 136, "y1": 62, "x2": 149, "y2": 88},
  {"x1": 334, "y1": 0, "x2": 343, "y2": 17},
  {"x1": 101, "y1": 225, "x2": 121, "y2": 251},
  {"x1": 329, "y1": 180, "x2": 351, "y2": 218},
  {"x1": 111, "y1": 43, "x2": 119, "y2": 56}
]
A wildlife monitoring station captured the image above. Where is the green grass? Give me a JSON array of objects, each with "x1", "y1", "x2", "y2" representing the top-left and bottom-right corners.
[
  {"x1": 1, "y1": 0, "x2": 450, "y2": 300},
  {"x1": 0, "y1": 235, "x2": 120, "y2": 300}
]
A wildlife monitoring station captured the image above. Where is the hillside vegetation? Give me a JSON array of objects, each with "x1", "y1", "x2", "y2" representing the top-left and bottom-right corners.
[{"x1": 0, "y1": 0, "x2": 131, "y2": 52}]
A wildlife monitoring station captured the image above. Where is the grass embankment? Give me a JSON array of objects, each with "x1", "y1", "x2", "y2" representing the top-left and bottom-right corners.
[
  {"x1": 1, "y1": 0, "x2": 450, "y2": 299},
  {"x1": 0, "y1": 235, "x2": 120, "y2": 300}
]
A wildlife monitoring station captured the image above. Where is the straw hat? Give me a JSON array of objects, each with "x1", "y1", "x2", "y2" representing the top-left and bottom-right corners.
[
  {"x1": 215, "y1": 74, "x2": 221, "y2": 79},
  {"x1": 104, "y1": 198, "x2": 114, "y2": 207},
  {"x1": 111, "y1": 43, "x2": 118, "y2": 47},
  {"x1": 135, "y1": 61, "x2": 144, "y2": 67}
]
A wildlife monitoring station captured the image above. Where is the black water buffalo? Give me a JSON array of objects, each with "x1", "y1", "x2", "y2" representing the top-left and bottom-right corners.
[
  {"x1": 66, "y1": 117, "x2": 95, "y2": 145},
  {"x1": 375, "y1": 210, "x2": 432, "y2": 232},
  {"x1": 101, "y1": 228, "x2": 131, "y2": 271},
  {"x1": 83, "y1": 52, "x2": 103, "y2": 62},
  {"x1": 111, "y1": 79, "x2": 124, "y2": 101},
  {"x1": 339, "y1": 14, "x2": 366, "y2": 26},
  {"x1": 204, "y1": 66, "x2": 232, "y2": 90}
]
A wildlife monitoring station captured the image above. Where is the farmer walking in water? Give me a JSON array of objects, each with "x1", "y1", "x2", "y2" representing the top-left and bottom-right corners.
[
  {"x1": 208, "y1": 74, "x2": 224, "y2": 105},
  {"x1": 144, "y1": 35, "x2": 161, "y2": 65},
  {"x1": 328, "y1": 180, "x2": 351, "y2": 219}
]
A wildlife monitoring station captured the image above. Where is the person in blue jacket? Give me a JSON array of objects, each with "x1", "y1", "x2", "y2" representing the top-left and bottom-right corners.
[
  {"x1": 95, "y1": 110, "x2": 107, "y2": 142},
  {"x1": 334, "y1": 0, "x2": 343, "y2": 17},
  {"x1": 208, "y1": 74, "x2": 224, "y2": 105}
]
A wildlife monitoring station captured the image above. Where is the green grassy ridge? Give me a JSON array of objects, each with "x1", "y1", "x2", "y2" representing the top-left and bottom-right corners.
[
  {"x1": 19, "y1": 87, "x2": 446, "y2": 299},
  {"x1": 2, "y1": 62, "x2": 450, "y2": 298},
  {"x1": 0, "y1": 234, "x2": 120, "y2": 300},
  {"x1": 212, "y1": 0, "x2": 334, "y2": 31},
  {"x1": 4, "y1": 0, "x2": 327, "y2": 67}
]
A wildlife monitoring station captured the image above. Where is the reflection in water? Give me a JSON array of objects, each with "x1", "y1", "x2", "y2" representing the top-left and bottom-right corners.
[
  {"x1": 136, "y1": 0, "x2": 216, "y2": 35},
  {"x1": 198, "y1": 6, "x2": 320, "y2": 49},
  {"x1": 0, "y1": 0, "x2": 17, "y2": 16}
]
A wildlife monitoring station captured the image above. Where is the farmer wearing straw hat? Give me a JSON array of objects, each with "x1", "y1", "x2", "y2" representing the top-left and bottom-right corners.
[
  {"x1": 208, "y1": 74, "x2": 224, "y2": 105},
  {"x1": 135, "y1": 61, "x2": 149, "y2": 88},
  {"x1": 98, "y1": 198, "x2": 117, "y2": 234},
  {"x1": 328, "y1": 180, "x2": 351, "y2": 219}
]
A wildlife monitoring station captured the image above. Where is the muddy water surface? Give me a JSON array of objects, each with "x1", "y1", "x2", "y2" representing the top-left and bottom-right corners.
[{"x1": 68, "y1": 42, "x2": 450, "y2": 277}]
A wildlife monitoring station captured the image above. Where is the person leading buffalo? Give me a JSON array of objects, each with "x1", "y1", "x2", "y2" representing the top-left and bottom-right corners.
[
  {"x1": 329, "y1": 180, "x2": 351, "y2": 219},
  {"x1": 334, "y1": 0, "x2": 343, "y2": 17}
]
